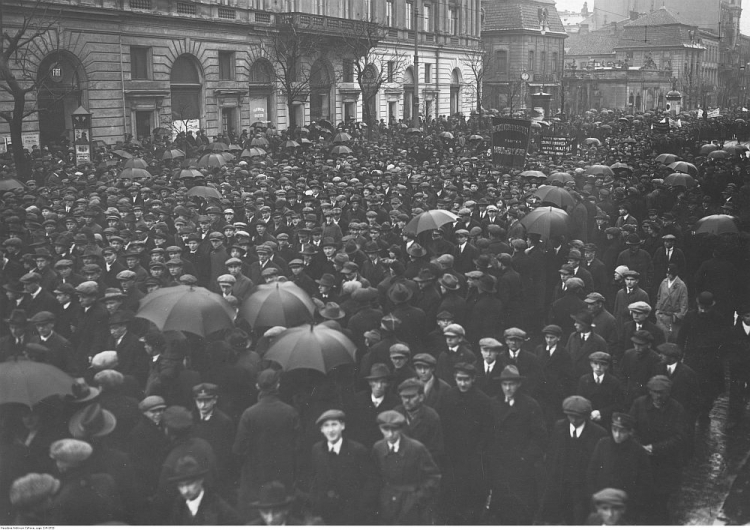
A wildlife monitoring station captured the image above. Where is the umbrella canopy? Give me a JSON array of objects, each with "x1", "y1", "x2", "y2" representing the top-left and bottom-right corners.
[
  {"x1": 547, "y1": 172, "x2": 575, "y2": 184},
  {"x1": 283, "y1": 140, "x2": 301, "y2": 149},
  {"x1": 468, "y1": 134, "x2": 484, "y2": 141},
  {"x1": 404, "y1": 209, "x2": 458, "y2": 235},
  {"x1": 655, "y1": 153, "x2": 681, "y2": 164},
  {"x1": 162, "y1": 148, "x2": 186, "y2": 160},
  {"x1": 119, "y1": 167, "x2": 152, "y2": 180},
  {"x1": 667, "y1": 161, "x2": 698, "y2": 176},
  {"x1": 330, "y1": 145, "x2": 352, "y2": 156},
  {"x1": 621, "y1": 137, "x2": 636, "y2": 144},
  {"x1": 724, "y1": 145, "x2": 747, "y2": 157},
  {"x1": 707, "y1": 150, "x2": 729, "y2": 159},
  {"x1": 610, "y1": 162, "x2": 632, "y2": 171},
  {"x1": 520, "y1": 206, "x2": 570, "y2": 239},
  {"x1": 264, "y1": 323, "x2": 356, "y2": 375},
  {"x1": 332, "y1": 132, "x2": 352, "y2": 144},
  {"x1": 0, "y1": 178, "x2": 25, "y2": 191},
  {"x1": 0, "y1": 358, "x2": 75, "y2": 406},
  {"x1": 123, "y1": 157, "x2": 149, "y2": 169},
  {"x1": 520, "y1": 170, "x2": 547, "y2": 179},
  {"x1": 175, "y1": 168, "x2": 203, "y2": 179},
  {"x1": 695, "y1": 214, "x2": 738, "y2": 235},
  {"x1": 585, "y1": 164, "x2": 615, "y2": 177},
  {"x1": 136, "y1": 285, "x2": 235, "y2": 337},
  {"x1": 406, "y1": 128, "x2": 422, "y2": 135},
  {"x1": 227, "y1": 144, "x2": 242, "y2": 152},
  {"x1": 584, "y1": 138, "x2": 601, "y2": 146},
  {"x1": 664, "y1": 173, "x2": 696, "y2": 188},
  {"x1": 187, "y1": 185, "x2": 222, "y2": 199},
  {"x1": 532, "y1": 186, "x2": 575, "y2": 208},
  {"x1": 439, "y1": 131, "x2": 454, "y2": 139},
  {"x1": 111, "y1": 149, "x2": 133, "y2": 159},
  {"x1": 699, "y1": 144, "x2": 719, "y2": 155},
  {"x1": 240, "y1": 281, "x2": 316, "y2": 328},
  {"x1": 207, "y1": 141, "x2": 229, "y2": 152},
  {"x1": 251, "y1": 121, "x2": 269, "y2": 128},
  {"x1": 241, "y1": 147, "x2": 266, "y2": 158},
  {"x1": 250, "y1": 136, "x2": 270, "y2": 147},
  {"x1": 197, "y1": 153, "x2": 228, "y2": 168},
  {"x1": 318, "y1": 119, "x2": 334, "y2": 130}
]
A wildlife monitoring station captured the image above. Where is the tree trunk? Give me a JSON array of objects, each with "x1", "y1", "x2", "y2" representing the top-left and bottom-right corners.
[{"x1": 10, "y1": 89, "x2": 30, "y2": 179}]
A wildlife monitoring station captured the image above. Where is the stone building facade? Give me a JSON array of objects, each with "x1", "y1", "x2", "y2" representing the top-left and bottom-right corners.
[{"x1": 0, "y1": 0, "x2": 481, "y2": 148}]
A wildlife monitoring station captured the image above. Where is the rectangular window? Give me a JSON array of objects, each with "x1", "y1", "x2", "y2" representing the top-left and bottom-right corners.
[
  {"x1": 342, "y1": 0, "x2": 349, "y2": 18},
  {"x1": 406, "y1": 2, "x2": 413, "y2": 30},
  {"x1": 423, "y1": 4, "x2": 431, "y2": 31},
  {"x1": 363, "y1": 0, "x2": 371, "y2": 19},
  {"x1": 343, "y1": 59, "x2": 354, "y2": 83},
  {"x1": 528, "y1": 50, "x2": 535, "y2": 71},
  {"x1": 218, "y1": 51, "x2": 234, "y2": 80},
  {"x1": 386, "y1": 0, "x2": 393, "y2": 25},
  {"x1": 425, "y1": 63, "x2": 432, "y2": 83},
  {"x1": 450, "y1": 7, "x2": 458, "y2": 35},
  {"x1": 387, "y1": 60, "x2": 395, "y2": 82},
  {"x1": 541, "y1": 51, "x2": 546, "y2": 72},
  {"x1": 130, "y1": 47, "x2": 149, "y2": 80},
  {"x1": 495, "y1": 50, "x2": 508, "y2": 77},
  {"x1": 552, "y1": 52, "x2": 558, "y2": 73}
]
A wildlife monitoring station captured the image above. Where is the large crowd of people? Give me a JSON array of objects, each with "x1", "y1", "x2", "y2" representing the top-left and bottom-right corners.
[{"x1": 1, "y1": 107, "x2": 750, "y2": 526}]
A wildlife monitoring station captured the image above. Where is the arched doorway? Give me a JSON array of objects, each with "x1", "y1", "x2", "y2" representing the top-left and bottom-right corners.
[
  {"x1": 450, "y1": 68, "x2": 462, "y2": 116},
  {"x1": 37, "y1": 51, "x2": 87, "y2": 148},
  {"x1": 403, "y1": 66, "x2": 414, "y2": 121},
  {"x1": 170, "y1": 55, "x2": 202, "y2": 134},
  {"x1": 248, "y1": 59, "x2": 275, "y2": 126},
  {"x1": 310, "y1": 59, "x2": 333, "y2": 123}
]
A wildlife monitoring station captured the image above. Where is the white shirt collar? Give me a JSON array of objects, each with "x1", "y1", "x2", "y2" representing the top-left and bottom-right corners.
[
  {"x1": 581, "y1": 332, "x2": 590, "y2": 341},
  {"x1": 667, "y1": 362, "x2": 677, "y2": 375},
  {"x1": 570, "y1": 423, "x2": 585, "y2": 438},
  {"x1": 372, "y1": 394, "x2": 384, "y2": 407},
  {"x1": 328, "y1": 437, "x2": 343, "y2": 454},
  {"x1": 743, "y1": 322, "x2": 750, "y2": 334},
  {"x1": 185, "y1": 489, "x2": 205, "y2": 517},
  {"x1": 505, "y1": 397, "x2": 515, "y2": 406},
  {"x1": 388, "y1": 438, "x2": 400, "y2": 453}
]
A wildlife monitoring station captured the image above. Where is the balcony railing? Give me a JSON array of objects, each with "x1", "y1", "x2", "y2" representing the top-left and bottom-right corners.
[
  {"x1": 533, "y1": 73, "x2": 558, "y2": 83},
  {"x1": 276, "y1": 12, "x2": 377, "y2": 37},
  {"x1": 129, "y1": 0, "x2": 151, "y2": 9}
]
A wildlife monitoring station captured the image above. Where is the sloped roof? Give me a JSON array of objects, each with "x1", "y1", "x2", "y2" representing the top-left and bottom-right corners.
[
  {"x1": 623, "y1": 7, "x2": 689, "y2": 27},
  {"x1": 566, "y1": 31, "x2": 618, "y2": 56},
  {"x1": 483, "y1": 1, "x2": 566, "y2": 34},
  {"x1": 617, "y1": 24, "x2": 697, "y2": 48}
]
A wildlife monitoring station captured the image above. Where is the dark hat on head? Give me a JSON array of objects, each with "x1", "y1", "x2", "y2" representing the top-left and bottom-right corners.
[
  {"x1": 625, "y1": 233, "x2": 642, "y2": 245},
  {"x1": 162, "y1": 406, "x2": 193, "y2": 431},
  {"x1": 251, "y1": 481, "x2": 295, "y2": 508},
  {"x1": 584, "y1": 292, "x2": 606, "y2": 303},
  {"x1": 657, "y1": 342, "x2": 682, "y2": 359},
  {"x1": 397, "y1": 378, "x2": 424, "y2": 394},
  {"x1": 592, "y1": 488, "x2": 628, "y2": 507},
  {"x1": 376, "y1": 410, "x2": 407, "y2": 428},
  {"x1": 571, "y1": 310, "x2": 593, "y2": 327},
  {"x1": 28, "y1": 311, "x2": 55, "y2": 325},
  {"x1": 453, "y1": 362, "x2": 477, "y2": 376},
  {"x1": 365, "y1": 363, "x2": 391, "y2": 380},
  {"x1": 68, "y1": 403, "x2": 117, "y2": 439},
  {"x1": 631, "y1": 329, "x2": 654, "y2": 344},
  {"x1": 257, "y1": 368, "x2": 281, "y2": 391},
  {"x1": 697, "y1": 291, "x2": 714, "y2": 307},
  {"x1": 497, "y1": 364, "x2": 525, "y2": 382},
  {"x1": 541, "y1": 324, "x2": 563, "y2": 336},
  {"x1": 5, "y1": 308, "x2": 28, "y2": 325},
  {"x1": 168, "y1": 455, "x2": 208, "y2": 483},
  {"x1": 412, "y1": 353, "x2": 437, "y2": 367},
  {"x1": 319, "y1": 302, "x2": 346, "y2": 320},
  {"x1": 438, "y1": 273, "x2": 460, "y2": 291},
  {"x1": 562, "y1": 395, "x2": 592, "y2": 416},
  {"x1": 407, "y1": 244, "x2": 426, "y2": 257},
  {"x1": 138, "y1": 395, "x2": 166, "y2": 412},
  {"x1": 647, "y1": 375, "x2": 672, "y2": 391},
  {"x1": 192, "y1": 383, "x2": 219, "y2": 399},
  {"x1": 388, "y1": 282, "x2": 413, "y2": 304},
  {"x1": 316, "y1": 273, "x2": 336, "y2": 288},
  {"x1": 589, "y1": 351, "x2": 611, "y2": 364},
  {"x1": 622, "y1": 270, "x2": 640, "y2": 279},
  {"x1": 611, "y1": 412, "x2": 635, "y2": 429}
]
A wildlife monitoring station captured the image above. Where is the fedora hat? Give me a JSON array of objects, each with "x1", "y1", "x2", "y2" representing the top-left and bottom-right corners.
[
  {"x1": 388, "y1": 282, "x2": 413, "y2": 304},
  {"x1": 4, "y1": 309, "x2": 28, "y2": 325},
  {"x1": 68, "y1": 403, "x2": 117, "y2": 439},
  {"x1": 319, "y1": 302, "x2": 345, "y2": 320},
  {"x1": 67, "y1": 381, "x2": 101, "y2": 403},
  {"x1": 407, "y1": 244, "x2": 426, "y2": 257},
  {"x1": 364, "y1": 363, "x2": 391, "y2": 380},
  {"x1": 168, "y1": 455, "x2": 208, "y2": 483},
  {"x1": 251, "y1": 481, "x2": 295, "y2": 509},
  {"x1": 316, "y1": 273, "x2": 336, "y2": 288},
  {"x1": 438, "y1": 273, "x2": 459, "y2": 291},
  {"x1": 497, "y1": 365, "x2": 525, "y2": 382}
]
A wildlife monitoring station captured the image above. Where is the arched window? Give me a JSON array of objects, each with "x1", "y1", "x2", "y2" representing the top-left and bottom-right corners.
[{"x1": 171, "y1": 55, "x2": 202, "y2": 122}]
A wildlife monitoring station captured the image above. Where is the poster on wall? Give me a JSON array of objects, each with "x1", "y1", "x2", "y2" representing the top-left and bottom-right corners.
[
  {"x1": 76, "y1": 143, "x2": 90, "y2": 164},
  {"x1": 492, "y1": 117, "x2": 532, "y2": 168},
  {"x1": 22, "y1": 134, "x2": 40, "y2": 150}
]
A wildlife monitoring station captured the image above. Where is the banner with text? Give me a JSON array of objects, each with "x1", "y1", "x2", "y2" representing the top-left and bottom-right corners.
[
  {"x1": 540, "y1": 136, "x2": 575, "y2": 156},
  {"x1": 492, "y1": 117, "x2": 532, "y2": 168}
]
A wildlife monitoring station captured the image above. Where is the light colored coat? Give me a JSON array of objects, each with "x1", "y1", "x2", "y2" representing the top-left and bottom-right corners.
[{"x1": 655, "y1": 275, "x2": 688, "y2": 341}]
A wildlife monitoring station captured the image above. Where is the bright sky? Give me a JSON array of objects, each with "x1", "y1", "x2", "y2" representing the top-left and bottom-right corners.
[{"x1": 554, "y1": 0, "x2": 750, "y2": 34}]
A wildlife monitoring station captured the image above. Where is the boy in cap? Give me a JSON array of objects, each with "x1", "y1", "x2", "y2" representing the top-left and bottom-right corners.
[
  {"x1": 618, "y1": 300, "x2": 666, "y2": 356},
  {"x1": 27, "y1": 311, "x2": 72, "y2": 372},
  {"x1": 612, "y1": 270, "x2": 650, "y2": 329},
  {"x1": 628, "y1": 375, "x2": 688, "y2": 524},
  {"x1": 412, "y1": 352, "x2": 451, "y2": 410},
  {"x1": 373, "y1": 410, "x2": 441, "y2": 525},
  {"x1": 191, "y1": 383, "x2": 236, "y2": 496},
  {"x1": 476, "y1": 337, "x2": 504, "y2": 397},
  {"x1": 435, "y1": 323, "x2": 477, "y2": 384},
  {"x1": 309, "y1": 410, "x2": 379, "y2": 524},
  {"x1": 534, "y1": 325, "x2": 575, "y2": 425},
  {"x1": 498, "y1": 327, "x2": 542, "y2": 398},
  {"x1": 127, "y1": 396, "x2": 170, "y2": 498},
  {"x1": 586, "y1": 488, "x2": 629, "y2": 525},
  {"x1": 538, "y1": 395, "x2": 608, "y2": 524},
  {"x1": 389, "y1": 343, "x2": 417, "y2": 389},
  {"x1": 576, "y1": 351, "x2": 623, "y2": 430},
  {"x1": 71, "y1": 281, "x2": 110, "y2": 376},
  {"x1": 619, "y1": 330, "x2": 661, "y2": 408}
]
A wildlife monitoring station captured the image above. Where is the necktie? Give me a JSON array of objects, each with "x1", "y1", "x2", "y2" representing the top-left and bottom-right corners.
[
  {"x1": 388, "y1": 445, "x2": 396, "y2": 454},
  {"x1": 329, "y1": 448, "x2": 337, "y2": 456},
  {"x1": 572, "y1": 430, "x2": 578, "y2": 439},
  {"x1": 596, "y1": 376, "x2": 602, "y2": 385}
]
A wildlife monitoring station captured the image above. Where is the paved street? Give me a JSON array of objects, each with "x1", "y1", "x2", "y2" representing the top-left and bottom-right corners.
[{"x1": 674, "y1": 394, "x2": 750, "y2": 525}]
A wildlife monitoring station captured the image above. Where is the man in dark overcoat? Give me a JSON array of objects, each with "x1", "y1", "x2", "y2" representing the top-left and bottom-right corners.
[{"x1": 576, "y1": 352, "x2": 624, "y2": 431}]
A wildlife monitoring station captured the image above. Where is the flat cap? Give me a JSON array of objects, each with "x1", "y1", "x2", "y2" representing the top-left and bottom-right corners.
[
  {"x1": 592, "y1": 488, "x2": 628, "y2": 507},
  {"x1": 28, "y1": 311, "x2": 55, "y2": 324},
  {"x1": 412, "y1": 353, "x2": 437, "y2": 367},
  {"x1": 376, "y1": 410, "x2": 406, "y2": 428},
  {"x1": 49, "y1": 439, "x2": 93, "y2": 464},
  {"x1": 503, "y1": 327, "x2": 527, "y2": 339},
  {"x1": 443, "y1": 323, "x2": 465, "y2": 337},
  {"x1": 647, "y1": 375, "x2": 672, "y2": 391},
  {"x1": 217, "y1": 274, "x2": 236, "y2": 284},
  {"x1": 397, "y1": 378, "x2": 424, "y2": 393},
  {"x1": 611, "y1": 412, "x2": 635, "y2": 429},
  {"x1": 90, "y1": 350, "x2": 118, "y2": 370},
  {"x1": 562, "y1": 395, "x2": 592, "y2": 416},
  {"x1": 589, "y1": 351, "x2": 611, "y2": 363},
  {"x1": 116, "y1": 270, "x2": 137, "y2": 281},
  {"x1": 541, "y1": 324, "x2": 563, "y2": 336},
  {"x1": 20, "y1": 272, "x2": 42, "y2": 284},
  {"x1": 225, "y1": 257, "x2": 243, "y2": 266},
  {"x1": 657, "y1": 342, "x2": 682, "y2": 359},
  {"x1": 75, "y1": 281, "x2": 99, "y2": 295},
  {"x1": 162, "y1": 406, "x2": 193, "y2": 431},
  {"x1": 389, "y1": 343, "x2": 411, "y2": 357},
  {"x1": 316, "y1": 409, "x2": 345, "y2": 426},
  {"x1": 479, "y1": 337, "x2": 503, "y2": 349},
  {"x1": 631, "y1": 329, "x2": 654, "y2": 344},
  {"x1": 628, "y1": 301, "x2": 651, "y2": 313},
  {"x1": 584, "y1": 292, "x2": 606, "y2": 303},
  {"x1": 453, "y1": 362, "x2": 477, "y2": 375},
  {"x1": 565, "y1": 277, "x2": 585, "y2": 291},
  {"x1": 622, "y1": 270, "x2": 640, "y2": 279}
]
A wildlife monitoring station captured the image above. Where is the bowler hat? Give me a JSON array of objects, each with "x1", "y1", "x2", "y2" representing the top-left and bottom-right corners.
[
  {"x1": 388, "y1": 282, "x2": 413, "y2": 304},
  {"x1": 251, "y1": 481, "x2": 295, "y2": 508},
  {"x1": 316, "y1": 273, "x2": 336, "y2": 288},
  {"x1": 168, "y1": 455, "x2": 208, "y2": 483},
  {"x1": 5, "y1": 309, "x2": 28, "y2": 325}
]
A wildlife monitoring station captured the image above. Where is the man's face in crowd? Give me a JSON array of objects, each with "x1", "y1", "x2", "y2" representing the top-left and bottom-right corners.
[
  {"x1": 624, "y1": 277, "x2": 638, "y2": 290},
  {"x1": 320, "y1": 419, "x2": 344, "y2": 444},
  {"x1": 455, "y1": 372, "x2": 474, "y2": 393},
  {"x1": 481, "y1": 346, "x2": 499, "y2": 364},
  {"x1": 368, "y1": 378, "x2": 388, "y2": 398},
  {"x1": 611, "y1": 424, "x2": 632, "y2": 444},
  {"x1": 544, "y1": 333, "x2": 560, "y2": 349},
  {"x1": 399, "y1": 389, "x2": 423, "y2": 413},
  {"x1": 501, "y1": 380, "x2": 521, "y2": 400}
]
